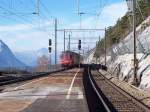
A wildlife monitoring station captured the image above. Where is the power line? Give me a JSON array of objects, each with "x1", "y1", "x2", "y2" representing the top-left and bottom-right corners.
[
  {"x1": 0, "y1": 5, "x2": 34, "y2": 24},
  {"x1": 29, "y1": 0, "x2": 55, "y2": 33},
  {"x1": 0, "y1": 1, "x2": 53, "y2": 34},
  {"x1": 136, "y1": 0, "x2": 144, "y2": 21},
  {"x1": 0, "y1": 14, "x2": 21, "y2": 23},
  {"x1": 39, "y1": 0, "x2": 54, "y2": 19}
]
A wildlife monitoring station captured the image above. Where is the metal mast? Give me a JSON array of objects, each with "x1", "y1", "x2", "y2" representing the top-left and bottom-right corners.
[
  {"x1": 68, "y1": 34, "x2": 71, "y2": 51},
  {"x1": 36, "y1": 0, "x2": 40, "y2": 15},
  {"x1": 104, "y1": 28, "x2": 107, "y2": 66},
  {"x1": 55, "y1": 19, "x2": 57, "y2": 64},
  {"x1": 64, "y1": 30, "x2": 66, "y2": 52},
  {"x1": 133, "y1": 0, "x2": 138, "y2": 85}
]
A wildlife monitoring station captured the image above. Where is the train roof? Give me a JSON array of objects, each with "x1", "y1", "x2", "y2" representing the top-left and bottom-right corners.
[
  {"x1": 62, "y1": 50, "x2": 78, "y2": 54},
  {"x1": 61, "y1": 51, "x2": 81, "y2": 56}
]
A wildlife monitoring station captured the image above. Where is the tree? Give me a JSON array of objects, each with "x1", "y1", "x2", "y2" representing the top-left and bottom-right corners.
[{"x1": 95, "y1": 0, "x2": 150, "y2": 57}]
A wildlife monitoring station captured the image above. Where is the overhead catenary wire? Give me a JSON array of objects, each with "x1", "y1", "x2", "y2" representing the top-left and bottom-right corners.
[
  {"x1": 0, "y1": 0, "x2": 104, "y2": 54},
  {"x1": 0, "y1": 5, "x2": 34, "y2": 24},
  {"x1": 136, "y1": 0, "x2": 144, "y2": 21},
  {"x1": 29, "y1": 0, "x2": 55, "y2": 34},
  {"x1": 0, "y1": 0, "x2": 56, "y2": 43},
  {"x1": 39, "y1": 0, "x2": 55, "y2": 19}
]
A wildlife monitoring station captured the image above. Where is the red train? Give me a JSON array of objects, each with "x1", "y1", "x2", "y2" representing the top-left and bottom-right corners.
[{"x1": 60, "y1": 51, "x2": 82, "y2": 67}]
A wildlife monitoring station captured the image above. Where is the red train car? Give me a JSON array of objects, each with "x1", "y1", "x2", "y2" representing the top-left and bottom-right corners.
[{"x1": 60, "y1": 51, "x2": 81, "y2": 67}]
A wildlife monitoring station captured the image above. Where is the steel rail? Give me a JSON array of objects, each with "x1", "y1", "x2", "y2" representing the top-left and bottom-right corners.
[
  {"x1": 97, "y1": 71, "x2": 150, "y2": 112},
  {"x1": 88, "y1": 67, "x2": 111, "y2": 112}
]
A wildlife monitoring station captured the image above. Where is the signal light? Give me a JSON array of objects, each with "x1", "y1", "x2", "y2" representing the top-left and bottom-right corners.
[
  {"x1": 48, "y1": 47, "x2": 52, "y2": 53},
  {"x1": 79, "y1": 40, "x2": 81, "y2": 44},
  {"x1": 49, "y1": 39, "x2": 52, "y2": 46},
  {"x1": 48, "y1": 39, "x2": 52, "y2": 53},
  {"x1": 78, "y1": 45, "x2": 81, "y2": 50},
  {"x1": 78, "y1": 39, "x2": 81, "y2": 50}
]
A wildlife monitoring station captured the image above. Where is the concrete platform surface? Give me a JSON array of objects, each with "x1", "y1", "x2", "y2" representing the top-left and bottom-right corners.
[{"x1": 0, "y1": 69, "x2": 89, "y2": 112}]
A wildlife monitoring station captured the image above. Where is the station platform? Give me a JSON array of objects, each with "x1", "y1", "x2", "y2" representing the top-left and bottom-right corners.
[{"x1": 0, "y1": 69, "x2": 89, "y2": 112}]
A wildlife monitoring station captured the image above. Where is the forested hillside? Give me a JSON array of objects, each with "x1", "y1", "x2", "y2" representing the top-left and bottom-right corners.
[{"x1": 95, "y1": 0, "x2": 150, "y2": 57}]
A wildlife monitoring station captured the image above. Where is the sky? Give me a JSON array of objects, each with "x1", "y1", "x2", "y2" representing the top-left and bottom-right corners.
[{"x1": 0, "y1": 0, "x2": 128, "y2": 53}]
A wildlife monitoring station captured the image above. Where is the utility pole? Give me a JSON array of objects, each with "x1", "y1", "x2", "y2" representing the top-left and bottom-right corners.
[
  {"x1": 68, "y1": 34, "x2": 71, "y2": 51},
  {"x1": 36, "y1": 0, "x2": 40, "y2": 15},
  {"x1": 77, "y1": 0, "x2": 81, "y2": 28},
  {"x1": 133, "y1": 0, "x2": 138, "y2": 86},
  {"x1": 55, "y1": 19, "x2": 57, "y2": 65},
  {"x1": 96, "y1": 41, "x2": 98, "y2": 64},
  {"x1": 48, "y1": 39, "x2": 52, "y2": 71},
  {"x1": 64, "y1": 30, "x2": 65, "y2": 52},
  {"x1": 99, "y1": 36, "x2": 101, "y2": 64},
  {"x1": 78, "y1": 39, "x2": 81, "y2": 67},
  {"x1": 104, "y1": 28, "x2": 107, "y2": 66},
  {"x1": 80, "y1": 14, "x2": 82, "y2": 29},
  {"x1": 99, "y1": 36, "x2": 101, "y2": 42},
  {"x1": 77, "y1": 0, "x2": 80, "y2": 15}
]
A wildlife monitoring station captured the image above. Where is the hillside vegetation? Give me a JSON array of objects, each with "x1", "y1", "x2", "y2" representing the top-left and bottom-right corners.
[{"x1": 95, "y1": 0, "x2": 150, "y2": 58}]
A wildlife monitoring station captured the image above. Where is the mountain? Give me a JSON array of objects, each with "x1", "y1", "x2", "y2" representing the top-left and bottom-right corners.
[
  {"x1": 14, "y1": 51, "x2": 37, "y2": 67},
  {"x1": 0, "y1": 40, "x2": 25, "y2": 69},
  {"x1": 37, "y1": 48, "x2": 49, "y2": 57},
  {"x1": 15, "y1": 48, "x2": 58, "y2": 67},
  {"x1": 37, "y1": 48, "x2": 61, "y2": 64}
]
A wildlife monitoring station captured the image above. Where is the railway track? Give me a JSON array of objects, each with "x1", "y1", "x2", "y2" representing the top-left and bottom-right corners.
[
  {"x1": 0, "y1": 69, "x2": 65, "y2": 86},
  {"x1": 0, "y1": 64, "x2": 104, "y2": 87},
  {"x1": 83, "y1": 68, "x2": 112, "y2": 112},
  {"x1": 83, "y1": 67, "x2": 150, "y2": 112}
]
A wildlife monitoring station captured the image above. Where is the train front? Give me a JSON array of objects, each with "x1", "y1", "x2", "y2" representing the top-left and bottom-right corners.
[{"x1": 60, "y1": 51, "x2": 73, "y2": 67}]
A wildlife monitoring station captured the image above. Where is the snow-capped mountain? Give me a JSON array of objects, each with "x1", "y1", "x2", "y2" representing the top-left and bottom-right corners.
[{"x1": 0, "y1": 40, "x2": 25, "y2": 69}]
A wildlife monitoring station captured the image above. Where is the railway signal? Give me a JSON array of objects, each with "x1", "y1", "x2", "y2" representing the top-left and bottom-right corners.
[
  {"x1": 48, "y1": 47, "x2": 52, "y2": 53},
  {"x1": 48, "y1": 39, "x2": 52, "y2": 53},
  {"x1": 78, "y1": 39, "x2": 81, "y2": 50},
  {"x1": 49, "y1": 39, "x2": 52, "y2": 46}
]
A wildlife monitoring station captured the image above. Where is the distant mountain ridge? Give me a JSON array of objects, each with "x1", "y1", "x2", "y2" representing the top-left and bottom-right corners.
[
  {"x1": 0, "y1": 40, "x2": 25, "y2": 69},
  {"x1": 15, "y1": 48, "x2": 57, "y2": 67}
]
